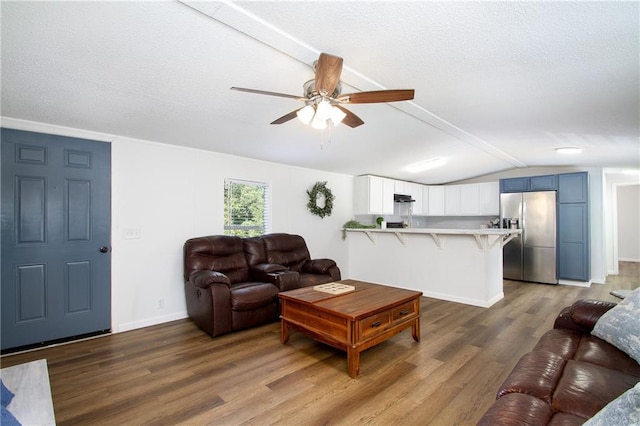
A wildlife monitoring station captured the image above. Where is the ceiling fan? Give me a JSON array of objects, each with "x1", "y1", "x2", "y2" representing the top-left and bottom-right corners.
[{"x1": 231, "y1": 53, "x2": 414, "y2": 129}]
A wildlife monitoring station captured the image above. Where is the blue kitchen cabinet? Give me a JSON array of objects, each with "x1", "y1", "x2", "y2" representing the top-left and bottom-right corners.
[
  {"x1": 557, "y1": 172, "x2": 589, "y2": 281},
  {"x1": 500, "y1": 175, "x2": 557, "y2": 193},
  {"x1": 530, "y1": 174, "x2": 557, "y2": 191},
  {"x1": 500, "y1": 177, "x2": 529, "y2": 192}
]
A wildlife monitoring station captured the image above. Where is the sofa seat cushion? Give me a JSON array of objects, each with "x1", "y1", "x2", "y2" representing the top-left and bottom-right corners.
[
  {"x1": 583, "y1": 382, "x2": 640, "y2": 426},
  {"x1": 230, "y1": 282, "x2": 279, "y2": 311},
  {"x1": 552, "y1": 360, "x2": 640, "y2": 419},
  {"x1": 574, "y1": 335, "x2": 640, "y2": 377},
  {"x1": 532, "y1": 329, "x2": 640, "y2": 377}
]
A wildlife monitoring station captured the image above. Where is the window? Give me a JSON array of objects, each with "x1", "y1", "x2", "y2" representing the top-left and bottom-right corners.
[{"x1": 224, "y1": 179, "x2": 270, "y2": 237}]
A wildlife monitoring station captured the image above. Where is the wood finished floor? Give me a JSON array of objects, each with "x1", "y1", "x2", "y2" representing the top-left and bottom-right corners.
[{"x1": 2, "y1": 262, "x2": 638, "y2": 425}]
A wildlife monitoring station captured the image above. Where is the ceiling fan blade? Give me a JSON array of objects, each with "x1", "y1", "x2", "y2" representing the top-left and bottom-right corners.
[
  {"x1": 314, "y1": 53, "x2": 343, "y2": 97},
  {"x1": 337, "y1": 89, "x2": 415, "y2": 104},
  {"x1": 231, "y1": 87, "x2": 305, "y2": 101},
  {"x1": 335, "y1": 105, "x2": 364, "y2": 128},
  {"x1": 271, "y1": 108, "x2": 301, "y2": 125}
]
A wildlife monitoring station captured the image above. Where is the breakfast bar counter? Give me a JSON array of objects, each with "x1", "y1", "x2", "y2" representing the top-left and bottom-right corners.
[{"x1": 344, "y1": 228, "x2": 521, "y2": 307}]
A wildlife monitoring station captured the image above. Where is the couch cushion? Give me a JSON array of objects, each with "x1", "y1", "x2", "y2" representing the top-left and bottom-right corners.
[
  {"x1": 230, "y1": 282, "x2": 279, "y2": 311},
  {"x1": 497, "y1": 350, "x2": 567, "y2": 403},
  {"x1": 552, "y1": 360, "x2": 639, "y2": 419},
  {"x1": 477, "y1": 393, "x2": 553, "y2": 426},
  {"x1": 262, "y1": 233, "x2": 311, "y2": 271},
  {"x1": 574, "y1": 335, "x2": 640, "y2": 377},
  {"x1": 533, "y1": 329, "x2": 581, "y2": 360},
  {"x1": 583, "y1": 381, "x2": 640, "y2": 426},
  {"x1": 184, "y1": 235, "x2": 251, "y2": 284},
  {"x1": 591, "y1": 287, "x2": 640, "y2": 364}
]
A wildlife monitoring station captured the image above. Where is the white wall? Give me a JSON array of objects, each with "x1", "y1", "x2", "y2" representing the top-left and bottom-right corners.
[
  {"x1": 111, "y1": 138, "x2": 354, "y2": 331},
  {"x1": 2, "y1": 118, "x2": 353, "y2": 333},
  {"x1": 616, "y1": 184, "x2": 640, "y2": 262},
  {"x1": 604, "y1": 171, "x2": 640, "y2": 274}
]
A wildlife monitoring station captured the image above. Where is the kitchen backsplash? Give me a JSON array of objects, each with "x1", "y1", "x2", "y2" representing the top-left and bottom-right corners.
[{"x1": 355, "y1": 215, "x2": 499, "y2": 229}]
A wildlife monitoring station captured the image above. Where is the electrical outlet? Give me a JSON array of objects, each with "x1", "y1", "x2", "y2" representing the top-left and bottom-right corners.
[
  {"x1": 123, "y1": 228, "x2": 141, "y2": 240},
  {"x1": 157, "y1": 298, "x2": 165, "y2": 310}
]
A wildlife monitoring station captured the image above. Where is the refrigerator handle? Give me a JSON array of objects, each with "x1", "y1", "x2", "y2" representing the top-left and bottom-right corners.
[{"x1": 521, "y1": 200, "x2": 526, "y2": 244}]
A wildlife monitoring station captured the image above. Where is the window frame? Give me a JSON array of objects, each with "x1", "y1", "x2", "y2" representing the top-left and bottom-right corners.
[{"x1": 223, "y1": 178, "x2": 271, "y2": 237}]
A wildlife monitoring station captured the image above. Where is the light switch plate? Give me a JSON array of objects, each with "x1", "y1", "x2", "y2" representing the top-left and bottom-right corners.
[{"x1": 123, "y1": 228, "x2": 141, "y2": 239}]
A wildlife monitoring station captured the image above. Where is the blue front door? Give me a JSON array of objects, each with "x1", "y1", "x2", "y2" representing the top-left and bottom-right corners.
[{"x1": 1, "y1": 128, "x2": 111, "y2": 351}]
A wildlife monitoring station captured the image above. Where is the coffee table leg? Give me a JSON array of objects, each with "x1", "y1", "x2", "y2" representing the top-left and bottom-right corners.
[
  {"x1": 280, "y1": 319, "x2": 291, "y2": 344},
  {"x1": 347, "y1": 346, "x2": 360, "y2": 378},
  {"x1": 412, "y1": 318, "x2": 421, "y2": 342}
]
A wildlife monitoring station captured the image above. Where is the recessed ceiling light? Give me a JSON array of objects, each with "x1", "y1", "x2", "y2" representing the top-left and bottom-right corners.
[
  {"x1": 406, "y1": 157, "x2": 447, "y2": 173},
  {"x1": 555, "y1": 147, "x2": 583, "y2": 155}
]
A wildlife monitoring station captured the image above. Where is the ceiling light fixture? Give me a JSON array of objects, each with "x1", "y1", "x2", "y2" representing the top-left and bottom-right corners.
[
  {"x1": 406, "y1": 157, "x2": 447, "y2": 173},
  {"x1": 296, "y1": 105, "x2": 315, "y2": 125},
  {"x1": 296, "y1": 98, "x2": 346, "y2": 129},
  {"x1": 555, "y1": 147, "x2": 583, "y2": 155}
]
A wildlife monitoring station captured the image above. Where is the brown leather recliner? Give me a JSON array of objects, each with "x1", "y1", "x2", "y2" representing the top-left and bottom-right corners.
[
  {"x1": 244, "y1": 233, "x2": 341, "y2": 289},
  {"x1": 184, "y1": 233, "x2": 341, "y2": 337},
  {"x1": 183, "y1": 235, "x2": 280, "y2": 337}
]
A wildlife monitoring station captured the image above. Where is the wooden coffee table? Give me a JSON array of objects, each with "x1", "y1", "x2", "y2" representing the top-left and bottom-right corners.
[{"x1": 279, "y1": 279, "x2": 422, "y2": 378}]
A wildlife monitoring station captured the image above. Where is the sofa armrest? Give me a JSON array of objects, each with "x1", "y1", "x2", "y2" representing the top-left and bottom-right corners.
[
  {"x1": 252, "y1": 263, "x2": 287, "y2": 274},
  {"x1": 554, "y1": 299, "x2": 617, "y2": 332},
  {"x1": 302, "y1": 259, "x2": 337, "y2": 275},
  {"x1": 189, "y1": 270, "x2": 231, "y2": 288},
  {"x1": 252, "y1": 267, "x2": 300, "y2": 292}
]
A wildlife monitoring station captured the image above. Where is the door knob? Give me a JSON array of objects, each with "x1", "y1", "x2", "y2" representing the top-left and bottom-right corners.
[{"x1": 99, "y1": 246, "x2": 110, "y2": 253}]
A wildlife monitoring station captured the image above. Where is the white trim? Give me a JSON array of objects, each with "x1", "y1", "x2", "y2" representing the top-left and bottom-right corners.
[
  {"x1": 117, "y1": 311, "x2": 188, "y2": 333},
  {"x1": 558, "y1": 279, "x2": 591, "y2": 288},
  {"x1": 420, "y1": 290, "x2": 504, "y2": 308}
]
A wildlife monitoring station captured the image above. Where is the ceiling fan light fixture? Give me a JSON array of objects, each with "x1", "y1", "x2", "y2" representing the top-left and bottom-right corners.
[
  {"x1": 315, "y1": 99, "x2": 333, "y2": 121},
  {"x1": 311, "y1": 114, "x2": 327, "y2": 130},
  {"x1": 296, "y1": 105, "x2": 315, "y2": 125},
  {"x1": 330, "y1": 106, "x2": 347, "y2": 125},
  {"x1": 406, "y1": 157, "x2": 447, "y2": 173},
  {"x1": 555, "y1": 147, "x2": 583, "y2": 155}
]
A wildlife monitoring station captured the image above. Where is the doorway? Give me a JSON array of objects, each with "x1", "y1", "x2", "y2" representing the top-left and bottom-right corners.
[{"x1": 1, "y1": 128, "x2": 111, "y2": 351}]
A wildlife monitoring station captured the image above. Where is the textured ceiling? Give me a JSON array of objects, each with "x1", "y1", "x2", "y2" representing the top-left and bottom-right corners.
[{"x1": 1, "y1": 1, "x2": 638, "y2": 184}]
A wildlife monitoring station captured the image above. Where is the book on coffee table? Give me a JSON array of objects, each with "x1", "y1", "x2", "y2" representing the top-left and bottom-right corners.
[{"x1": 313, "y1": 282, "x2": 355, "y2": 295}]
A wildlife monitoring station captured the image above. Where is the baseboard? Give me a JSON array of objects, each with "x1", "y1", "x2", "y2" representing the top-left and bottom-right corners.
[
  {"x1": 619, "y1": 258, "x2": 640, "y2": 263},
  {"x1": 117, "y1": 311, "x2": 188, "y2": 333},
  {"x1": 420, "y1": 290, "x2": 504, "y2": 308},
  {"x1": 558, "y1": 279, "x2": 591, "y2": 288}
]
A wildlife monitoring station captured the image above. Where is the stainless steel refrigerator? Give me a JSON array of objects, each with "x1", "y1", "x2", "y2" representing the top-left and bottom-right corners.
[{"x1": 500, "y1": 191, "x2": 557, "y2": 284}]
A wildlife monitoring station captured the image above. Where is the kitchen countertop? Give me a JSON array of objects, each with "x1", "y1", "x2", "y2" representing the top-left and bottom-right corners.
[{"x1": 345, "y1": 228, "x2": 521, "y2": 235}]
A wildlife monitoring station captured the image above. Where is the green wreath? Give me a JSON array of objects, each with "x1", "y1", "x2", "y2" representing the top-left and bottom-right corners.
[{"x1": 306, "y1": 181, "x2": 334, "y2": 218}]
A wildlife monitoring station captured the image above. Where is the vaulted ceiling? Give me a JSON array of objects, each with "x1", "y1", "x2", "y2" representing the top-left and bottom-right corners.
[{"x1": 2, "y1": 1, "x2": 638, "y2": 184}]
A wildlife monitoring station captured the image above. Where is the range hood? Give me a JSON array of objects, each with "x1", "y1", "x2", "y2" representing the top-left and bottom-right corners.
[{"x1": 394, "y1": 194, "x2": 415, "y2": 203}]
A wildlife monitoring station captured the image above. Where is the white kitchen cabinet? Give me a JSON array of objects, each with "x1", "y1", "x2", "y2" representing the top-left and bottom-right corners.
[
  {"x1": 354, "y1": 175, "x2": 394, "y2": 215},
  {"x1": 427, "y1": 186, "x2": 445, "y2": 215},
  {"x1": 445, "y1": 185, "x2": 461, "y2": 215},
  {"x1": 394, "y1": 180, "x2": 408, "y2": 195},
  {"x1": 460, "y1": 184, "x2": 480, "y2": 215},
  {"x1": 479, "y1": 182, "x2": 499, "y2": 215},
  {"x1": 408, "y1": 182, "x2": 424, "y2": 214}
]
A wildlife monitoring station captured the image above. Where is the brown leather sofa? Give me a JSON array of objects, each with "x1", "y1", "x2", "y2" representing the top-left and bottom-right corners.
[
  {"x1": 478, "y1": 299, "x2": 640, "y2": 425},
  {"x1": 184, "y1": 233, "x2": 340, "y2": 337}
]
